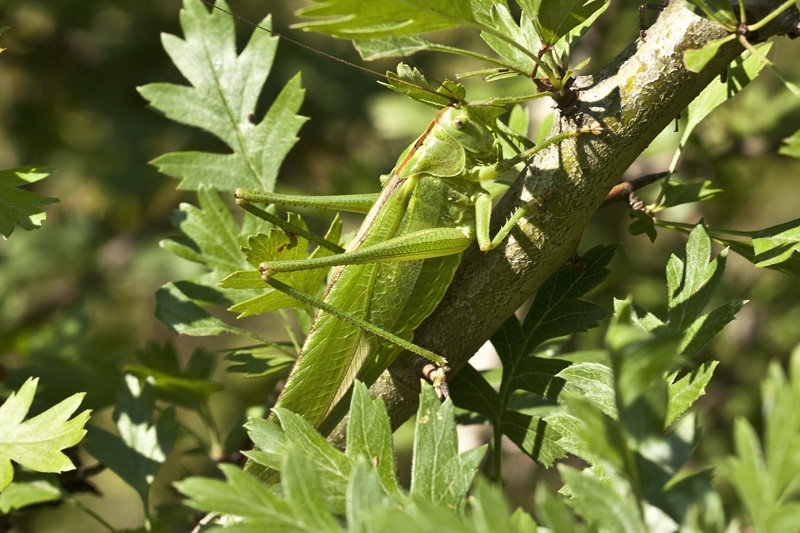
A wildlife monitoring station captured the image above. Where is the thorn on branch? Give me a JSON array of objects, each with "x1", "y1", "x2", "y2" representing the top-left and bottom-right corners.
[{"x1": 600, "y1": 172, "x2": 668, "y2": 210}]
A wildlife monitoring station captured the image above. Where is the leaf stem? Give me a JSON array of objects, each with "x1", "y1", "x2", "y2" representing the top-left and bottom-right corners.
[
  {"x1": 746, "y1": 0, "x2": 797, "y2": 32},
  {"x1": 737, "y1": 35, "x2": 800, "y2": 99},
  {"x1": 66, "y1": 495, "x2": 120, "y2": 531}
]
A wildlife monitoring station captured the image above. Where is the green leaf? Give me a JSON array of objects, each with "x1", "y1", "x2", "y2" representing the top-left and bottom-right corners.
[
  {"x1": 346, "y1": 383, "x2": 402, "y2": 499},
  {"x1": 697, "y1": 217, "x2": 800, "y2": 276},
  {"x1": 382, "y1": 64, "x2": 464, "y2": 108},
  {"x1": 225, "y1": 345, "x2": 296, "y2": 378},
  {"x1": 124, "y1": 342, "x2": 223, "y2": 411},
  {"x1": 664, "y1": 44, "x2": 771, "y2": 209},
  {"x1": 273, "y1": 407, "x2": 353, "y2": 511},
  {"x1": 662, "y1": 224, "x2": 744, "y2": 357},
  {"x1": 499, "y1": 411, "x2": 564, "y2": 466},
  {"x1": 140, "y1": 0, "x2": 306, "y2": 191},
  {"x1": 480, "y1": 3, "x2": 542, "y2": 75},
  {"x1": 684, "y1": 0, "x2": 739, "y2": 29},
  {"x1": 295, "y1": 0, "x2": 485, "y2": 39},
  {"x1": 0, "y1": 477, "x2": 62, "y2": 513},
  {"x1": 535, "y1": 485, "x2": 579, "y2": 533},
  {"x1": 0, "y1": 378, "x2": 90, "y2": 491},
  {"x1": 559, "y1": 464, "x2": 646, "y2": 533},
  {"x1": 609, "y1": 303, "x2": 681, "y2": 440},
  {"x1": 243, "y1": 417, "x2": 288, "y2": 472},
  {"x1": 661, "y1": 179, "x2": 723, "y2": 208},
  {"x1": 780, "y1": 129, "x2": 800, "y2": 158},
  {"x1": 683, "y1": 36, "x2": 731, "y2": 72},
  {"x1": 177, "y1": 462, "x2": 296, "y2": 522},
  {"x1": 558, "y1": 362, "x2": 617, "y2": 420},
  {"x1": 468, "y1": 478, "x2": 537, "y2": 533},
  {"x1": 282, "y1": 450, "x2": 345, "y2": 532},
  {"x1": 628, "y1": 209, "x2": 657, "y2": 242},
  {"x1": 170, "y1": 187, "x2": 253, "y2": 274},
  {"x1": 684, "y1": 43, "x2": 770, "y2": 131},
  {"x1": 548, "y1": 397, "x2": 621, "y2": 471},
  {"x1": 410, "y1": 383, "x2": 485, "y2": 512},
  {"x1": 666, "y1": 361, "x2": 718, "y2": 426},
  {"x1": 523, "y1": 0, "x2": 608, "y2": 45},
  {"x1": 752, "y1": 217, "x2": 800, "y2": 269},
  {"x1": 296, "y1": 0, "x2": 590, "y2": 78},
  {"x1": 346, "y1": 460, "x2": 394, "y2": 530},
  {"x1": 729, "y1": 346, "x2": 800, "y2": 531},
  {"x1": 154, "y1": 281, "x2": 259, "y2": 339},
  {"x1": 672, "y1": 43, "x2": 770, "y2": 187},
  {"x1": 226, "y1": 214, "x2": 341, "y2": 318},
  {"x1": 0, "y1": 166, "x2": 58, "y2": 238},
  {"x1": 84, "y1": 376, "x2": 176, "y2": 502}
]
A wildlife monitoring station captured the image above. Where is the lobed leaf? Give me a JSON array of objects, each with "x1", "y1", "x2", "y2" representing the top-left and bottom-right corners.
[
  {"x1": 559, "y1": 465, "x2": 646, "y2": 533},
  {"x1": 124, "y1": 343, "x2": 223, "y2": 410},
  {"x1": 84, "y1": 376, "x2": 175, "y2": 503},
  {"x1": 410, "y1": 384, "x2": 485, "y2": 512},
  {"x1": 0, "y1": 166, "x2": 58, "y2": 238},
  {"x1": 346, "y1": 383, "x2": 402, "y2": 499},
  {"x1": 780, "y1": 129, "x2": 800, "y2": 158},
  {"x1": 0, "y1": 378, "x2": 90, "y2": 491},
  {"x1": 522, "y1": 0, "x2": 608, "y2": 46},
  {"x1": 140, "y1": 0, "x2": 306, "y2": 192}
]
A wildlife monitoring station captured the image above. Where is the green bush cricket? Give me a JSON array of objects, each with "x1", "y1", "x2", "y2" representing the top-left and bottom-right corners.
[
  {"x1": 235, "y1": 96, "x2": 596, "y2": 440},
  {"x1": 200, "y1": 3, "x2": 600, "y2": 482}
]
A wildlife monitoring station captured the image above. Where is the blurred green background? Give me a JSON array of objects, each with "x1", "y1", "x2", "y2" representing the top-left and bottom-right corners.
[{"x1": 2, "y1": 0, "x2": 800, "y2": 529}]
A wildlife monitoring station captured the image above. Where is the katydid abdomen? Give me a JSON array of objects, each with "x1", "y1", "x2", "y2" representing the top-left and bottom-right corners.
[{"x1": 276, "y1": 174, "x2": 476, "y2": 435}]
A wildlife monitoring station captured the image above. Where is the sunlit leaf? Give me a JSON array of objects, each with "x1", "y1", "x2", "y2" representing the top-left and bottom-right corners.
[
  {"x1": 0, "y1": 379, "x2": 90, "y2": 491},
  {"x1": 140, "y1": 0, "x2": 306, "y2": 191}
]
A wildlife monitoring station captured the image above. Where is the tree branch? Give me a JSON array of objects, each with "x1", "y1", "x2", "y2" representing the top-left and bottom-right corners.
[{"x1": 329, "y1": 0, "x2": 800, "y2": 444}]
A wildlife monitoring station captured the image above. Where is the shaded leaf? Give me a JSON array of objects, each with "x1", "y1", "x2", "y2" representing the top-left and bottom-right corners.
[
  {"x1": 628, "y1": 209, "x2": 657, "y2": 242},
  {"x1": 84, "y1": 376, "x2": 175, "y2": 502},
  {"x1": 125, "y1": 343, "x2": 223, "y2": 410},
  {"x1": 0, "y1": 166, "x2": 58, "y2": 238},
  {"x1": 154, "y1": 281, "x2": 258, "y2": 339},
  {"x1": 661, "y1": 179, "x2": 723, "y2": 208},
  {"x1": 450, "y1": 363, "x2": 503, "y2": 421},
  {"x1": 225, "y1": 345, "x2": 296, "y2": 378},
  {"x1": 500, "y1": 410, "x2": 564, "y2": 466},
  {"x1": 684, "y1": 0, "x2": 739, "y2": 29},
  {"x1": 729, "y1": 347, "x2": 800, "y2": 531}
]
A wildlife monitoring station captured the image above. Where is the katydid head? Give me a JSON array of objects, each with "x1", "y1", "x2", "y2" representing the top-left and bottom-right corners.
[{"x1": 437, "y1": 105, "x2": 495, "y2": 160}]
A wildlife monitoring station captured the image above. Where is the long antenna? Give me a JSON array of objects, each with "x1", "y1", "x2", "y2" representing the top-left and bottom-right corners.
[{"x1": 199, "y1": 1, "x2": 400, "y2": 83}]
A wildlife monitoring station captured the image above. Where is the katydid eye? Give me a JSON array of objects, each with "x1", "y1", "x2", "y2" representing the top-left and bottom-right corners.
[{"x1": 452, "y1": 116, "x2": 469, "y2": 129}]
